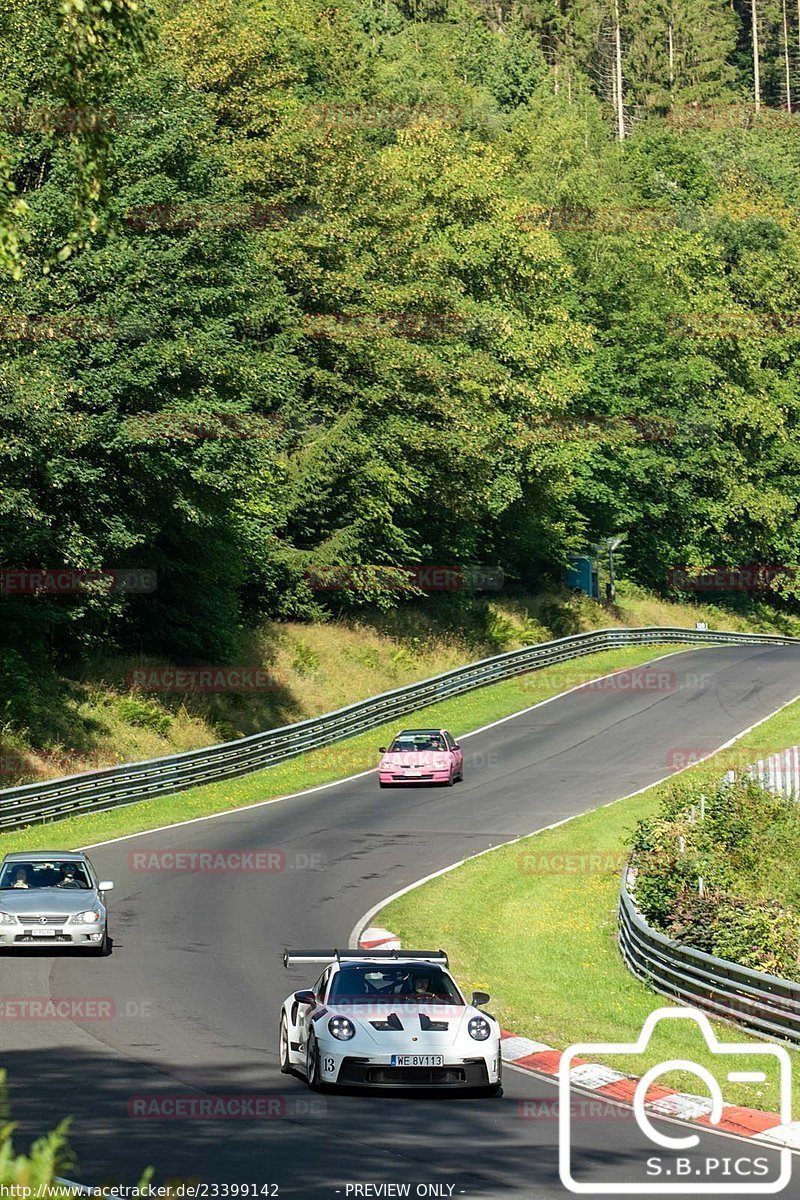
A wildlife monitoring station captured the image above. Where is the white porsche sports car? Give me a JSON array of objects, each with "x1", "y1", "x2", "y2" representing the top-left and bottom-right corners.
[{"x1": 279, "y1": 948, "x2": 502, "y2": 1094}]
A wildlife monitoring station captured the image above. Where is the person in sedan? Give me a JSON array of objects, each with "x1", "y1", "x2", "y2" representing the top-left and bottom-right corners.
[
  {"x1": 12, "y1": 867, "x2": 29, "y2": 888},
  {"x1": 56, "y1": 864, "x2": 84, "y2": 889}
]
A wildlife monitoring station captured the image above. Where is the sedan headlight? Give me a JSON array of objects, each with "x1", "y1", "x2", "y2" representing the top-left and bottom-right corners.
[
  {"x1": 0, "y1": 912, "x2": 17, "y2": 925},
  {"x1": 468, "y1": 1015, "x2": 492, "y2": 1041},
  {"x1": 71, "y1": 910, "x2": 101, "y2": 924},
  {"x1": 328, "y1": 1016, "x2": 356, "y2": 1041}
]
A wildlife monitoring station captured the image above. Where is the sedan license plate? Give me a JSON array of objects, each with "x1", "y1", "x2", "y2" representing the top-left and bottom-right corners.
[
  {"x1": 390, "y1": 1054, "x2": 444, "y2": 1067},
  {"x1": 28, "y1": 928, "x2": 57, "y2": 937}
]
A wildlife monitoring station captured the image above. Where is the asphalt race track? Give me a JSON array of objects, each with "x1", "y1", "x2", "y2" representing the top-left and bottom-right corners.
[{"x1": 3, "y1": 643, "x2": 800, "y2": 1199}]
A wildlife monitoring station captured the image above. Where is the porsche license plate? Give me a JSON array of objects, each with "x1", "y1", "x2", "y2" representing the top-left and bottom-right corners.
[{"x1": 390, "y1": 1054, "x2": 444, "y2": 1067}]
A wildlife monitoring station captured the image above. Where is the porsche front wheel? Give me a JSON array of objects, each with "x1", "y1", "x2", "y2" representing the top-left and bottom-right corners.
[
  {"x1": 306, "y1": 1031, "x2": 323, "y2": 1090},
  {"x1": 279, "y1": 1016, "x2": 291, "y2": 1074}
]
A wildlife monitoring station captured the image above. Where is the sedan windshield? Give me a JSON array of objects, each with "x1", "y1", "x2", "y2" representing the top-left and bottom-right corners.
[
  {"x1": 329, "y1": 965, "x2": 463, "y2": 1005},
  {"x1": 389, "y1": 735, "x2": 445, "y2": 753},
  {"x1": 0, "y1": 862, "x2": 91, "y2": 890}
]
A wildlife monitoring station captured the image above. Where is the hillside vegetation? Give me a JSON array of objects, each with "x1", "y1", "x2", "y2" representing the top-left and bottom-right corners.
[{"x1": 4, "y1": 0, "x2": 800, "y2": 775}]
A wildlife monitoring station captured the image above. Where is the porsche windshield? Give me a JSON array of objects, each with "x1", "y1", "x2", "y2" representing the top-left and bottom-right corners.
[
  {"x1": 0, "y1": 862, "x2": 91, "y2": 890},
  {"x1": 329, "y1": 965, "x2": 463, "y2": 1005}
]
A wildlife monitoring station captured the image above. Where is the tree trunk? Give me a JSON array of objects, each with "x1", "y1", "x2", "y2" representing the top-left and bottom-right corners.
[
  {"x1": 613, "y1": 0, "x2": 625, "y2": 139},
  {"x1": 751, "y1": 0, "x2": 761, "y2": 110},
  {"x1": 783, "y1": 0, "x2": 792, "y2": 110}
]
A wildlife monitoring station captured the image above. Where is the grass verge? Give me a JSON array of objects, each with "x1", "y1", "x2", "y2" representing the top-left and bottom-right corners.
[
  {"x1": 380, "y1": 691, "x2": 800, "y2": 1118},
  {"x1": 4, "y1": 578, "x2": 793, "y2": 788},
  {"x1": 0, "y1": 643, "x2": 697, "y2": 858}
]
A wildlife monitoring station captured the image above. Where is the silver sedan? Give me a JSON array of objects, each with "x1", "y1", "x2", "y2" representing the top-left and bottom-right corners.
[{"x1": 0, "y1": 851, "x2": 113, "y2": 955}]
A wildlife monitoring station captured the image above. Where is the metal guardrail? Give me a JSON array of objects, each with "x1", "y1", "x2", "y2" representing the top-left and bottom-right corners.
[
  {"x1": 619, "y1": 872, "x2": 800, "y2": 1048},
  {"x1": 2, "y1": 625, "x2": 797, "y2": 834},
  {"x1": 725, "y1": 744, "x2": 800, "y2": 801}
]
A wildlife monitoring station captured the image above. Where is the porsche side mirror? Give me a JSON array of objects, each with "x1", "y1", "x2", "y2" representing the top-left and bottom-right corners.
[
  {"x1": 294, "y1": 990, "x2": 317, "y2": 1006},
  {"x1": 472, "y1": 990, "x2": 490, "y2": 1007},
  {"x1": 378, "y1": 747, "x2": 387, "y2": 754}
]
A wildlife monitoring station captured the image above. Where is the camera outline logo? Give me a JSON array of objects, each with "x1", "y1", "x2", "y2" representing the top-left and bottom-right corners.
[{"x1": 558, "y1": 1007, "x2": 792, "y2": 1194}]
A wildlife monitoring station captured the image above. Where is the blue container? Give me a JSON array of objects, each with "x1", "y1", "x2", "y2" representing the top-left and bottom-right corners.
[{"x1": 566, "y1": 555, "x2": 599, "y2": 599}]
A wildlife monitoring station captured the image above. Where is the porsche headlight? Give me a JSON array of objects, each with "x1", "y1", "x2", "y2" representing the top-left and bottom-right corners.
[
  {"x1": 468, "y1": 1015, "x2": 491, "y2": 1041},
  {"x1": 328, "y1": 1016, "x2": 356, "y2": 1041},
  {"x1": 0, "y1": 912, "x2": 17, "y2": 925},
  {"x1": 71, "y1": 910, "x2": 101, "y2": 924}
]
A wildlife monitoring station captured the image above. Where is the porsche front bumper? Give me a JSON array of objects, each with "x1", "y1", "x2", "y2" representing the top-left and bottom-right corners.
[
  {"x1": 335, "y1": 1056, "x2": 492, "y2": 1087},
  {"x1": 316, "y1": 1041, "x2": 501, "y2": 1089}
]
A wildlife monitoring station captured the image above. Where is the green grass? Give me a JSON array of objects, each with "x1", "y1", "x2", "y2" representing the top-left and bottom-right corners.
[
  {"x1": 5, "y1": 578, "x2": 796, "y2": 789},
  {"x1": 381, "y1": 691, "x2": 800, "y2": 1118},
  {"x1": 0, "y1": 642, "x2": 696, "y2": 857}
]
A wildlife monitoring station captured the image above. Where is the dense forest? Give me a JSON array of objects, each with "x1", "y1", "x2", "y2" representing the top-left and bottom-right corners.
[{"x1": 3, "y1": 0, "x2": 800, "y2": 697}]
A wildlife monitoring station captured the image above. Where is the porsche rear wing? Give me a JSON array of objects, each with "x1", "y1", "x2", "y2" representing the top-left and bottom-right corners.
[{"x1": 283, "y1": 948, "x2": 449, "y2": 967}]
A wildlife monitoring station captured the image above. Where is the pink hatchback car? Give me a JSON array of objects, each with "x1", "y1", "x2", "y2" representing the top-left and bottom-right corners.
[{"x1": 378, "y1": 728, "x2": 464, "y2": 788}]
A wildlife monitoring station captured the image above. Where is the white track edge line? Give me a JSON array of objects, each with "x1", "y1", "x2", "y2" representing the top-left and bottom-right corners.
[
  {"x1": 347, "y1": 686, "x2": 800, "y2": 1152},
  {"x1": 348, "y1": 685, "x2": 800, "y2": 949},
  {"x1": 76, "y1": 644, "x2": 706, "y2": 851},
  {"x1": 503, "y1": 1061, "x2": 800, "y2": 1156}
]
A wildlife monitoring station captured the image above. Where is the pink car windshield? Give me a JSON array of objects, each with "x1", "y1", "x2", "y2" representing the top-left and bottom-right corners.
[{"x1": 389, "y1": 736, "x2": 446, "y2": 753}]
